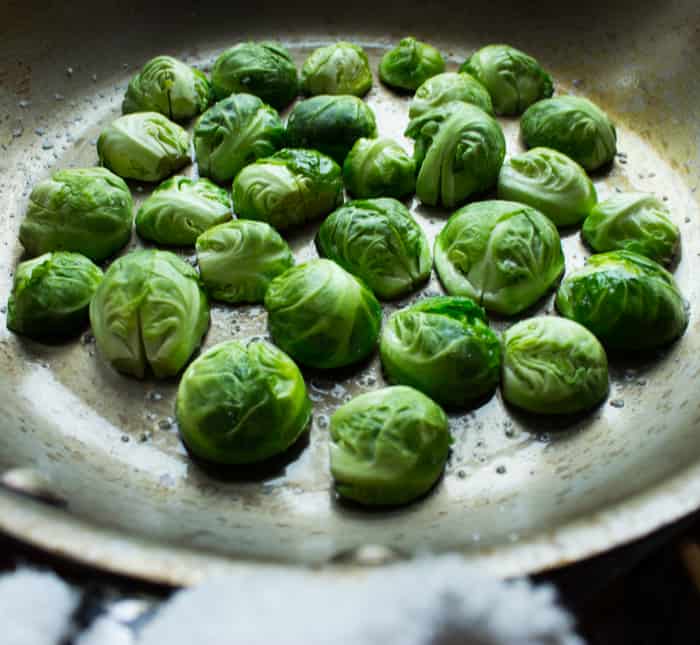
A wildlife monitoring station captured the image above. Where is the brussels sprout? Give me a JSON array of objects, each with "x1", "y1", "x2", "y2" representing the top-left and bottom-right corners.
[
  {"x1": 409, "y1": 72, "x2": 494, "y2": 119},
  {"x1": 232, "y1": 148, "x2": 343, "y2": 230},
  {"x1": 176, "y1": 340, "x2": 311, "y2": 465},
  {"x1": 582, "y1": 193, "x2": 680, "y2": 264},
  {"x1": 502, "y1": 316, "x2": 609, "y2": 415},
  {"x1": 434, "y1": 200, "x2": 564, "y2": 315},
  {"x1": 90, "y1": 250, "x2": 209, "y2": 379},
  {"x1": 19, "y1": 168, "x2": 133, "y2": 261},
  {"x1": 497, "y1": 147, "x2": 597, "y2": 227},
  {"x1": 460, "y1": 44, "x2": 553, "y2": 116},
  {"x1": 379, "y1": 37, "x2": 445, "y2": 91},
  {"x1": 194, "y1": 93, "x2": 285, "y2": 184},
  {"x1": 97, "y1": 112, "x2": 190, "y2": 182},
  {"x1": 343, "y1": 138, "x2": 416, "y2": 199},
  {"x1": 556, "y1": 250, "x2": 688, "y2": 350},
  {"x1": 405, "y1": 101, "x2": 505, "y2": 208},
  {"x1": 316, "y1": 198, "x2": 430, "y2": 300},
  {"x1": 521, "y1": 96, "x2": 617, "y2": 171},
  {"x1": 329, "y1": 386, "x2": 450, "y2": 506},
  {"x1": 264, "y1": 259, "x2": 382, "y2": 369},
  {"x1": 196, "y1": 220, "x2": 294, "y2": 303},
  {"x1": 135, "y1": 177, "x2": 231, "y2": 246},
  {"x1": 211, "y1": 42, "x2": 298, "y2": 110},
  {"x1": 380, "y1": 297, "x2": 501, "y2": 408},
  {"x1": 301, "y1": 42, "x2": 372, "y2": 97},
  {"x1": 286, "y1": 95, "x2": 378, "y2": 164},
  {"x1": 7, "y1": 252, "x2": 103, "y2": 340},
  {"x1": 122, "y1": 56, "x2": 212, "y2": 121}
]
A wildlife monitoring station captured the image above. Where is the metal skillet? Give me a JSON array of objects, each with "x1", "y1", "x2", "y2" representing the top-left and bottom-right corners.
[{"x1": 1, "y1": 0, "x2": 700, "y2": 585}]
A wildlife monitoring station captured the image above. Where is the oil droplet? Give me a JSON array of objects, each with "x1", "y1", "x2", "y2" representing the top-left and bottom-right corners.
[
  {"x1": 610, "y1": 399, "x2": 625, "y2": 408},
  {"x1": 158, "y1": 417, "x2": 174, "y2": 430},
  {"x1": 146, "y1": 391, "x2": 163, "y2": 402},
  {"x1": 457, "y1": 470, "x2": 467, "y2": 479},
  {"x1": 496, "y1": 465, "x2": 506, "y2": 475}
]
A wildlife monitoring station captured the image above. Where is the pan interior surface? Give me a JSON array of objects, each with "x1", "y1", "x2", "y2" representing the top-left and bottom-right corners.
[{"x1": 1, "y1": 0, "x2": 700, "y2": 584}]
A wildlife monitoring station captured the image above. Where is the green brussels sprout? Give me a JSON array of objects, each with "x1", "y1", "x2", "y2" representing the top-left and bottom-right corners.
[
  {"x1": 405, "y1": 101, "x2": 505, "y2": 208},
  {"x1": 135, "y1": 177, "x2": 231, "y2": 246},
  {"x1": 343, "y1": 138, "x2": 416, "y2": 199},
  {"x1": 194, "y1": 94, "x2": 285, "y2": 184},
  {"x1": 122, "y1": 56, "x2": 212, "y2": 121},
  {"x1": 460, "y1": 44, "x2": 553, "y2": 116},
  {"x1": 316, "y1": 198, "x2": 430, "y2": 300},
  {"x1": 556, "y1": 250, "x2": 688, "y2": 350},
  {"x1": 196, "y1": 220, "x2": 294, "y2": 303},
  {"x1": 502, "y1": 316, "x2": 609, "y2": 415},
  {"x1": 19, "y1": 167, "x2": 133, "y2": 261},
  {"x1": 232, "y1": 148, "x2": 343, "y2": 230},
  {"x1": 264, "y1": 259, "x2": 382, "y2": 369},
  {"x1": 409, "y1": 72, "x2": 494, "y2": 119},
  {"x1": 329, "y1": 386, "x2": 450, "y2": 506},
  {"x1": 434, "y1": 200, "x2": 564, "y2": 315},
  {"x1": 211, "y1": 42, "x2": 298, "y2": 110},
  {"x1": 497, "y1": 147, "x2": 597, "y2": 227},
  {"x1": 379, "y1": 37, "x2": 445, "y2": 91},
  {"x1": 521, "y1": 96, "x2": 617, "y2": 171},
  {"x1": 380, "y1": 297, "x2": 501, "y2": 408},
  {"x1": 582, "y1": 193, "x2": 680, "y2": 264},
  {"x1": 285, "y1": 95, "x2": 378, "y2": 164},
  {"x1": 90, "y1": 250, "x2": 209, "y2": 379},
  {"x1": 7, "y1": 252, "x2": 103, "y2": 340},
  {"x1": 176, "y1": 340, "x2": 311, "y2": 465},
  {"x1": 301, "y1": 42, "x2": 373, "y2": 97},
  {"x1": 97, "y1": 112, "x2": 190, "y2": 183}
]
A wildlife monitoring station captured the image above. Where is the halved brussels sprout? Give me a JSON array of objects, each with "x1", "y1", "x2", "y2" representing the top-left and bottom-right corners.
[
  {"x1": 232, "y1": 148, "x2": 343, "y2": 230},
  {"x1": 135, "y1": 177, "x2": 231, "y2": 246},
  {"x1": 122, "y1": 56, "x2": 212, "y2": 121},
  {"x1": 582, "y1": 193, "x2": 680, "y2": 264},
  {"x1": 194, "y1": 93, "x2": 285, "y2": 184},
  {"x1": 379, "y1": 37, "x2": 445, "y2": 91},
  {"x1": 497, "y1": 147, "x2": 597, "y2": 227},
  {"x1": 409, "y1": 72, "x2": 494, "y2": 119},
  {"x1": 502, "y1": 316, "x2": 609, "y2": 415},
  {"x1": 521, "y1": 96, "x2": 617, "y2": 171},
  {"x1": 343, "y1": 138, "x2": 416, "y2": 199},
  {"x1": 196, "y1": 220, "x2": 294, "y2": 303},
  {"x1": 90, "y1": 250, "x2": 209, "y2": 379},
  {"x1": 405, "y1": 101, "x2": 505, "y2": 208},
  {"x1": 329, "y1": 386, "x2": 450, "y2": 506},
  {"x1": 19, "y1": 167, "x2": 133, "y2": 261},
  {"x1": 97, "y1": 112, "x2": 190, "y2": 182},
  {"x1": 176, "y1": 339, "x2": 312, "y2": 465},
  {"x1": 380, "y1": 297, "x2": 501, "y2": 408},
  {"x1": 316, "y1": 198, "x2": 430, "y2": 300},
  {"x1": 285, "y1": 95, "x2": 378, "y2": 164},
  {"x1": 211, "y1": 42, "x2": 298, "y2": 110},
  {"x1": 264, "y1": 259, "x2": 382, "y2": 369},
  {"x1": 434, "y1": 200, "x2": 564, "y2": 315},
  {"x1": 556, "y1": 250, "x2": 688, "y2": 350},
  {"x1": 7, "y1": 252, "x2": 103, "y2": 340},
  {"x1": 301, "y1": 42, "x2": 372, "y2": 97},
  {"x1": 460, "y1": 44, "x2": 553, "y2": 116}
]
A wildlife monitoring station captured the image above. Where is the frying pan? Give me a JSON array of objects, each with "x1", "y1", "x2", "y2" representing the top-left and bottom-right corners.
[{"x1": 2, "y1": 0, "x2": 700, "y2": 586}]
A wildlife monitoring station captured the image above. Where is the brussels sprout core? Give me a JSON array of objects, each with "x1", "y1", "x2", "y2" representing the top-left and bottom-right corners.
[
  {"x1": 301, "y1": 42, "x2": 373, "y2": 97},
  {"x1": 409, "y1": 72, "x2": 494, "y2": 119},
  {"x1": 343, "y1": 138, "x2": 416, "y2": 199},
  {"x1": 379, "y1": 37, "x2": 445, "y2": 91}
]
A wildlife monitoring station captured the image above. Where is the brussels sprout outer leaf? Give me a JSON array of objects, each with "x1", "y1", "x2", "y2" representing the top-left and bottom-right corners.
[
  {"x1": 379, "y1": 37, "x2": 445, "y2": 91},
  {"x1": 343, "y1": 138, "x2": 416, "y2": 199},
  {"x1": 409, "y1": 72, "x2": 494, "y2": 119},
  {"x1": 329, "y1": 386, "x2": 450, "y2": 505},
  {"x1": 301, "y1": 42, "x2": 373, "y2": 97}
]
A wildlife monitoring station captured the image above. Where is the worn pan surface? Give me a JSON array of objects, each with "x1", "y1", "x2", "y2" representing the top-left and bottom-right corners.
[{"x1": 1, "y1": 0, "x2": 700, "y2": 585}]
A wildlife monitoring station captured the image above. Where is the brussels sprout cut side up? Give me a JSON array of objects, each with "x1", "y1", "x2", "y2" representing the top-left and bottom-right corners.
[
  {"x1": 379, "y1": 37, "x2": 445, "y2": 92},
  {"x1": 556, "y1": 250, "x2": 688, "y2": 351},
  {"x1": 409, "y1": 72, "x2": 494, "y2": 119},
  {"x1": 177, "y1": 340, "x2": 312, "y2": 465},
  {"x1": 329, "y1": 386, "x2": 451, "y2": 506},
  {"x1": 90, "y1": 250, "x2": 209, "y2": 379},
  {"x1": 380, "y1": 297, "x2": 501, "y2": 408},
  {"x1": 7, "y1": 252, "x2": 103, "y2": 341},
  {"x1": 502, "y1": 317, "x2": 609, "y2": 415},
  {"x1": 19, "y1": 167, "x2": 133, "y2": 261},
  {"x1": 316, "y1": 198, "x2": 431, "y2": 300},
  {"x1": 264, "y1": 259, "x2": 382, "y2": 369},
  {"x1": 301, "y1": 42, "x2": 373, "y2": 97}
]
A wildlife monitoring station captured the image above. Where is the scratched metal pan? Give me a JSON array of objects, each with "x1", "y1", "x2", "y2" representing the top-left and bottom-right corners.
[{"x1": 1, "y1": 0, "x2": 700, "y2": 585}]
